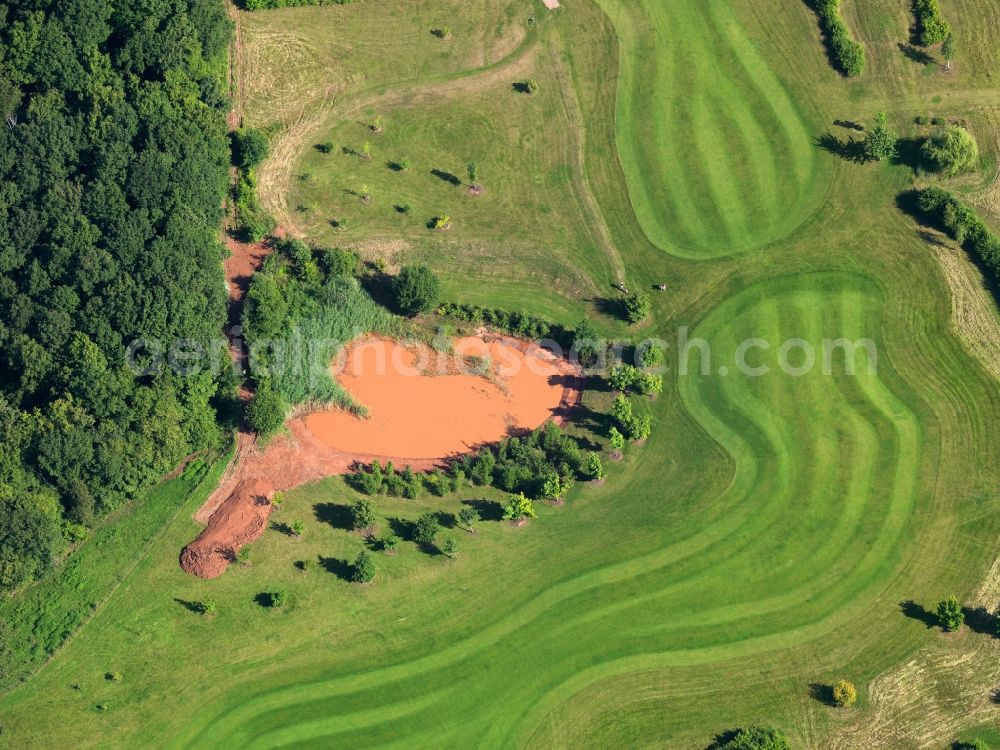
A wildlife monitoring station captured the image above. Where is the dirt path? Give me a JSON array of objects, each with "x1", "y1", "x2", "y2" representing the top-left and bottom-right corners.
[{"x1": 180, "y1": 333, "x2": 583, "y2": 579}]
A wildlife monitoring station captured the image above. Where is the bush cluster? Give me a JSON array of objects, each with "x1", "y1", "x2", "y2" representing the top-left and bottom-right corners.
[
  {"x1": 917, "y1": 188, "x2": 1000, "y2": 283},
  {"x1": 349, "y1": 422, "x2": 585, "y2": 501},
  {"x1": 813, "y1": 0, "x2": 866, "y2": 77},
  {"x1": 914, "y1": 0, "x2": 950, "y2": 46}
]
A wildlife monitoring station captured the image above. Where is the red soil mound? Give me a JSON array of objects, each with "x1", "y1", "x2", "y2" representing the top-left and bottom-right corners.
[{"x1": 179, "y1": 334, "x2": 582, "y2": 578}]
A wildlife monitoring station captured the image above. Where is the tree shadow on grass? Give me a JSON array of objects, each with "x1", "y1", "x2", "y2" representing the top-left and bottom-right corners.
[
  {"x1": 318, "y1": 556, "x2": 353, "y2": 581},
  {"x1": 460, "y1": 498, "x2": 503, "y2": 522},
  {"x1": 174, "y1": 598, "x2": 204, "y2": 615},
  {"x1": 387, "y1": 516, "x2": 416, "y2": 542},
  {"x1": 898, "y1": 42, "x2": 935, "y2": 66},
  {"x1": 704, "y1": 730, "x2": 740, "y2": 749},
  {"x1": 270, "y1": 521, "x2": 294, "y2": 536},
  {"x1": 430, "y1": 168, "x2": 461, "y2": 186},
  {"x1": 593, "y1": 296, "x2": 625, "y2": 321},
  {"x1": 890, "y1": 137, "x2": 923, "y2": 170},
  {"x1": 962, "y1": 606, "x2": 997, "y2": 636},
  {"x1": 313, "y1": 502, "x2": 353, "y2": 531},
  {"x1": 254, "y1": 592, "x2": 280, "y2": 608},
  {"x1": 900, "y1": 599, "x2": 939, "y2": 628},
  {"x1": 815, "y1": 132, "x2": 868, "y2": 163},
  {"x1": 809, "y1": 682, "x2": 837, "y2": 706}
]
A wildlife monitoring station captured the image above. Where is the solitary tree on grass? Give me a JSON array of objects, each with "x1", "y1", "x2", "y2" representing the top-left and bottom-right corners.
[
  {"x1": 624, "y1": 292, "x2": 651, "y2": 323},
  {"x1": 235, "y1": 545, "x2": 251, "y2": 566},
  {"x1": 382, "y1": 534, "x2": 399, "y2": 554},
  {"x1": 268, "y1": 590, "x2": 287, "y2": 607},
  {"x1": 458, "y1": 507, "x2": 480, "y2": 533},
  {"x1": 351, "y1": 498, "x2": 377, "y2": 530},
  {"x1": 290, "y1": 520, "x2": 304, "y2": 538},
  {"x1": 442, "y1": 537, "x2": 458, "y2": 558},
  {"x1": 270, "y1": 491, "x2": 285, "y2": 509},
  {"x1": 352, "y1": 551, "x2": 376, "y2": 583},
  {"x1": 466, "y1": 161, "x2": 480, "y2": 189},
  {"x1": 414, "y1": 512, "x2": 439, "y2": 546},
  {"x1": 717, "y1": 726, "x2": 790, "y2": 750},
  {"x1": 361, "y1": 140, "x2": 373, "y2": 161},
  {"x1": 832, "y1": 679, "x2": 857, "y2": 707},
  {"x1": 863, "y1": 112, "x2": 898, "y2": 162},
  {"x1": 937, "y1": 595, "x2": 964, "y2": 631},
  {"x1": 941, "y1": 33, "x2": 956, "y2": 70}
]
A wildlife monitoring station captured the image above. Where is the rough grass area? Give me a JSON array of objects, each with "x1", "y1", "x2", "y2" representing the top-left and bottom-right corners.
[{"x1": 2, "y1": 0, "x2": 1000, "y2": 747}]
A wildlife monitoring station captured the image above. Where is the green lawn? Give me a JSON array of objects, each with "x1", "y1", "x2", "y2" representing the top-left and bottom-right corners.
[{"x1": 2, "y1": 0, "x2": 1000, "y2": 747}]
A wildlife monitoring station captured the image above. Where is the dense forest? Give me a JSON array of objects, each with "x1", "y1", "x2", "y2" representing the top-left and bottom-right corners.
[{"x1": 0, "y1": 0, "x2": 233, "y2": 592}]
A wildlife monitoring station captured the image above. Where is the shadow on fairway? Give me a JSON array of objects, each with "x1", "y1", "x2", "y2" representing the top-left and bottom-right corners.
[
  {"x1": 900, "y1": 599, "x2": 939, "y2": 628},
  {"x1": 318, "y1": 556, "x2": 354, "y2": 581},
  {"x1": 313, "y1": 502, "x2": 354, "y2": 531},
  {"x1": 808, "y1": 682, "x2": 837, "y2": 706}
]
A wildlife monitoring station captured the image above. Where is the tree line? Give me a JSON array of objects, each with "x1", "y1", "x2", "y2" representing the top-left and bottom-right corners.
[{"x1": 0, "y1": 0, "x2": 233, "y2": 592}]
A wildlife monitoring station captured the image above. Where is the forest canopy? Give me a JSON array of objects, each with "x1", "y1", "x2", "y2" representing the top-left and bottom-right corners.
[{"x1": 0, "y1": 0, "x2": 233, "y2": 590}]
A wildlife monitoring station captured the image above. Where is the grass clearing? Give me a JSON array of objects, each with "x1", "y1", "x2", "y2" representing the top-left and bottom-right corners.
[{"x1": 2, "y1": 0, "x2": 1000, "y2": 747}]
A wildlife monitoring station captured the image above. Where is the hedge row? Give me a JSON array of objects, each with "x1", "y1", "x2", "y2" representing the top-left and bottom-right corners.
[
  {"x1": 917, "y1": 188, "x2": 1000, "y2": 282},
  {"x1": 814, "y1": 0, "x2": 866, "y2": 77},
  {"x1": 914, "y1": 0, "x2": 951, "y2": 46},
  {"x1": 435, "y1": 302, "x2": 573, "y2": 348}
]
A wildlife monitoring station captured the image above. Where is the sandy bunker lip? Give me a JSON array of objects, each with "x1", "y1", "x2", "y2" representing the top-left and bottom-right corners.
[{"x1": 180, "y1": 334, "x2": 582, "y2": 579}]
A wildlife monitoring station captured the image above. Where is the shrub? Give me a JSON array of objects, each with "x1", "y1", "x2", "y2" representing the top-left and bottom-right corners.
[
  {"x1": 290, "y1": 520, "x2": 304, "y2": 537},
  {"x1": 503, "y1": 492, "x2": 537, "y2": 521},
  {"x1": 442, "y1": 537, "x2": 458, "y2": 558},
  {"x1": 914, "y1": 0, "x2": 950, "y2": 46},
  {"x1": 382, "y1": 534, "x2": 399, "y2": 553},
  {"x1": 717, "y1": 726, "x2": 791, "y2": 750},
  {"x1": 235, "y1": 545, "x2": 250, "y2": 566},
  {"x1": 349, "y1": 498, "x2": 376, "y2": 530},
  {"x1": 937, "y1": 595, "x2": 964, "y2": 630},
  {"x1": 393, "y1": 265, "x2": 440, "y2": 316},
  {"x1": 609, "y1": 364, "x2": 639, "y2": 392},
  {"x1": 233, "y1": 128, "x2": 269, "y2": 169},
  {"x1": 587, "y1": 452, "x2": 607, "y2": 481},
  {"x1": 624, "y1": 292, "x2": 651, "y2": 323},
  {"x1": 920, "y1": 126, "x2": 979, "y2": 176},
  {"x1": 609, "y1": 426, "x2": 625, "y2": 452},
  {"x1": 268, "y1": 590, "x2": 287, "y2": 607},
  {"x1": 245, "y1": 379, "x2": 286, "y2": 437},
  {"x1": 863, "y1": 112, "x2": 897, "y2": 161},
  {"x1": 201, "y1": 598, "x2": 218, "y2": 616},
  {"x1": 458, "y1": 507, "x2": 480, "y2": 531},
  {"x1": 414, "y1": 513, "x2": 439, "y2": 546},
  {"x1": 351, "y1": 551, "x2": 376, "y2": 583},
  {"x1": 832, "y1": 679, "x2": 858, "y2": 706},
  {"x1": 811, "y1": 0, "x2": 865, "y2": 77}
]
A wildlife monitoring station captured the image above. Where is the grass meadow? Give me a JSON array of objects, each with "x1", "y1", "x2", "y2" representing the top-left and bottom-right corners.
[{"x1": 2, "y1": 0, "x2": 1000, "y2": 747}]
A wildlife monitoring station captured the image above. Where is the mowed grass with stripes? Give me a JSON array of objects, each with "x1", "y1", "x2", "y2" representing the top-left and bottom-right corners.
[{"x1": 2, "y1": 0, "x2": 1000, "y2": 747}]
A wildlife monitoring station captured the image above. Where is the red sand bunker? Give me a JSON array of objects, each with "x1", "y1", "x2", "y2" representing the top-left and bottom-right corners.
[
  {"x1": 179, "y1": 334, "x2": 582, "y2": 578},
  {"x1": 305, "y1": 337, "x2": 568, "y2": 458}
]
